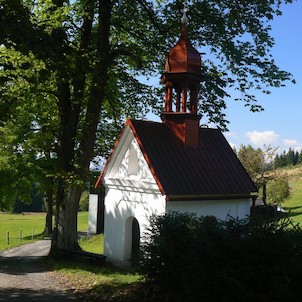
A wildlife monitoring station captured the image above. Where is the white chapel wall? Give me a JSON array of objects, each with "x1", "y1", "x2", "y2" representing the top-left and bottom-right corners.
[
  {"x1": 104, "y1": 188, "x2": 165, "y2": 265},
  {"x1": 88, "y1": 193, "x2": 98, "y2": 234},
  {"x1": 103, "y1": 130, "x2": 165, "y2": 265},
  {"x1": 166, "y1": 199, "x2": 251, "y2": 221}
]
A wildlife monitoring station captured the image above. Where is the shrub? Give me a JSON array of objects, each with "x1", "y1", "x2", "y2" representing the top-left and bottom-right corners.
[
  {"x1": 267, "y1": 177, "x2": 290, "y2": 204},
  {"x1": 140, "y1": 212, "x2": 302, "y2": 302}
]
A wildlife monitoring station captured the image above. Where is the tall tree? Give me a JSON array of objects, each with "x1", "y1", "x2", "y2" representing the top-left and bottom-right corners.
[
  {"x1": 0, "y1": 0, "x2": 295, "y2": 251},
  {"x1": 237, "y1": 144, "x2": 278, "y2": 205},
  {"x1": 267, "y1": 177, "x2": 290, "y2": 204}
]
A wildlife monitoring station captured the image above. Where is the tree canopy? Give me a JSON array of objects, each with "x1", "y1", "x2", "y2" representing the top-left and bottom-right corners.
[
  {"x1": 0, "y1": 0, "x2": 296, "y2": 250},
  {"x1": 274, "y1": 148, "x2": 302, "y2": 168},
  {"x1": 236, "y1": 144, "x2": 292, "y2": 205}
]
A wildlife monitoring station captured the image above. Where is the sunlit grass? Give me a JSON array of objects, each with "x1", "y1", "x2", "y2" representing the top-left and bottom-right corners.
[
  {"x1": 47, "y1": 257, "x2": 141, "y2": 301},
  {"x1": 79, "y1": 234, "x2": 104, "y2": 254},
  {"x1": 78, "y1": 211, "x2": 89, "y2": 231},
  {"x1": 0, "y1": 212, "x2": 45, "y2": 252},
  {"x1": 283, "y1": 177, "x2": 302, "y2": 225},
  {"x1": 0, "y1": 211, "x2": 89, "y2": 252}
]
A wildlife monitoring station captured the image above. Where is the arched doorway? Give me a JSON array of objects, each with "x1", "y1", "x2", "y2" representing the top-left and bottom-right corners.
[
  {"x1": 124, "y1": 217, "x2": 140, "y2": 267},
  {"x1": 131, "y1": 218, "x2": 140, "y2": 267}
]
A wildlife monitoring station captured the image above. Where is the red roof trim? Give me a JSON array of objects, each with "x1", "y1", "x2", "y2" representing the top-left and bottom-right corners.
[
  {"x1": 95, "y1": 120, "x2": 128, "y2": 188},
  {"x1": 126, "y1": 119, "x2": 166, "y2": 196},
  {"x1": 95, "y1": 119, "x2": 166, "y2": 195}
]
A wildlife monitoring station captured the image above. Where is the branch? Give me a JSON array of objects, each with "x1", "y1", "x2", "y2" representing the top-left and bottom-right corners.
[
  {"x1": 136, "y1": 0, "x2": 166, "y2": 35},
  {"x1": 72, "y1": 0, "x2": 95, "y2": 102},
  {"x1": 110, "y1": 46, "x2": 143, "y2": 69}
]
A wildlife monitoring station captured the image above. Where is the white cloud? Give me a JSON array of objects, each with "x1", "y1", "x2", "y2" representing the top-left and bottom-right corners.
[
  {"x1": 245, "y1": 130, "x2": 279, "y2": 146},
  {"x1": 283, "y1": 139, "x2": 299, "y2": 146},
  {"x1": 224, "y1": 131, "x2": 238, "y2": 139}
]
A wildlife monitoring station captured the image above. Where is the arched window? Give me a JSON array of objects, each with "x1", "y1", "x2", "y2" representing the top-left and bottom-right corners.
[{"x1": 128, "y1": 147, "x2": 138, "y2": 176}]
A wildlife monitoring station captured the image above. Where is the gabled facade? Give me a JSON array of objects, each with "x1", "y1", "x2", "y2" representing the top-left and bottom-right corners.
[
  {"x1": 96, "y1": 119, "x2": 257, "y2": 265},
  {"x1": 95, "y1": 10, "x2": 257, "y2": 266},
  {"x1": 96, "y1": 123, "x2": 166, "y2": 265}
]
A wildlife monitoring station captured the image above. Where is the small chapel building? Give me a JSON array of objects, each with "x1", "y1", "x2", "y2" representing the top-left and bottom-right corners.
[{"x1": 95, "y1": 12, "x2": 257, "y2": 266}]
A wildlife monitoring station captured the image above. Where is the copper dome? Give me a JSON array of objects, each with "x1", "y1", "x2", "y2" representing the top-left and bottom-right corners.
[{"x1": 165, "y1": 23, "x2": 201, "y2": 75}]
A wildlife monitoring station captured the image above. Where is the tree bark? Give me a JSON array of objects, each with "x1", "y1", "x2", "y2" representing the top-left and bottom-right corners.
[
  {"x1": 51, "y1": 181, "x2": 82, "y2": 252},
  {"x1": 44, "y1": 187, "x2": 53, "y2": 236},
  {"x1": 51, "y1": 0, "x2": 113, "y2": 253}
]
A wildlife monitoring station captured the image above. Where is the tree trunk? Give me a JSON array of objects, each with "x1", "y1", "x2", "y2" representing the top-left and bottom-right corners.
[
  {"x1": 50, "y1": 0, "x2": 113, "y2": 254},
  {"x1": 51, "y1": 181, "x2": 82, "y2": 253},
  {"x1": 44, "y1": 187, "x2": 53, "y2": 236}
]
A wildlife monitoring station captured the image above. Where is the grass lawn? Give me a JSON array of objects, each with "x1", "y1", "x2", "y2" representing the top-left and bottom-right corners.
[
  {"x1": 0, "y1": 212, "x2": 45, "y2": 251},
  {"x1": 79, "y1": 234, "x2": 104, "y2": 254},
  {"x1": 77, "y1": 211, "x2": 89, "y2": 231},
  {"x1": 282, "y1": 176, "x2": 302, "y2": 225},
  {"x1": 77, "y1": 212, "x2": 104, "y2": 254},
  {"x1": 47, "y1": 253, "x2": 142, "y2": 301},
  {"x1": 0, "y1": 211, "x2": 101, "y2": 253}
]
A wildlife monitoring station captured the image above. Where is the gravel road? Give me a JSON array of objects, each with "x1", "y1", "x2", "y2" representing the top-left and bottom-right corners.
[{"x1": 0, "y1": 240, "x2": 79, "y2": 301}]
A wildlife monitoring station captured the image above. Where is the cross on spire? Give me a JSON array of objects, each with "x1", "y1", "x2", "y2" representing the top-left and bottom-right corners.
[
  {"x1": 181, "y1": 1, "x2": 188, "y2": 24},
  {"x1": 162, "y1": 0, "x2": 202, "y2": 117}
]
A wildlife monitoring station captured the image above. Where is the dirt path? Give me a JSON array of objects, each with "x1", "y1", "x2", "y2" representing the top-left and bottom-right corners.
[{"x1": 0, "y1": 240, "x2": 79, "y2": 301}]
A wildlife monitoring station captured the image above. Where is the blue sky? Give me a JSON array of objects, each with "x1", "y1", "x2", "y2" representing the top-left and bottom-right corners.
[
  {"x1": 148, "y1": 1, "x2": 302, "y2": 154},
  {"x1": 224, "y1": 1, "x2": 302, "y2": 153}
]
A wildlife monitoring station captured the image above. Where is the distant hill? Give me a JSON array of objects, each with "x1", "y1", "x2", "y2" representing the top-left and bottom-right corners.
[{"x1": 275, "y1": 165, "x2": 302, "y2": 180}]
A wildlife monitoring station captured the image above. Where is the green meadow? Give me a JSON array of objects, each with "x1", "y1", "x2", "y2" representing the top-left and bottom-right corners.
[
  {"x1": 0, "y1": 211, "x2": 103, "y2": 253},
  {"x1": 0, "y1": 212, "x2": 45, "y2": 251},
  {"x1": 283, "y1": 175, "x2": 302, "y2": 225}
]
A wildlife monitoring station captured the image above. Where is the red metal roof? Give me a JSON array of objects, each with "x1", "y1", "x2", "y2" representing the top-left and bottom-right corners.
[{"x1": 97, "y1": 119, "x2": 257, "y2": 200}]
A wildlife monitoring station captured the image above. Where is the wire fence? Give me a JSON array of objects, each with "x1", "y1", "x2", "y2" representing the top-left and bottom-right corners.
[
  {"x1": 0, "y1": 228, "x2": 43, "y2": 250},
  {"x1": 0, "y1": 212, "x2": 47, "y2": 251},
  {"x1": 6, "y1": 228, "x2": 35, "y2": 244}
]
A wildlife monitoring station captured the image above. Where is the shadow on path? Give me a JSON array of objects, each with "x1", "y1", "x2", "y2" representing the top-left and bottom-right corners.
[
  {"x1": 0, "y1": 288, "x2": 77, "y2": 302},
  {"x1": 0, "y1": 241, "x2": 80, "y2": 301},
  {"x1": 0, "y1": 256, "x2": 49, "y2": 275}
]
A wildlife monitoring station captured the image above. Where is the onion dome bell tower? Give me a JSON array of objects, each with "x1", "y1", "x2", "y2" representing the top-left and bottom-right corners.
[{"x1": 161, "y1": 5, "x2": 203, "y2": 148}]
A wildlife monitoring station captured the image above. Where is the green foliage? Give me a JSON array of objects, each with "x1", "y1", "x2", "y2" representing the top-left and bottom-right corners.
[
  {"x1": 141, "y1": 212, "x2": 302, "y2": 302},
  {"x1": 12, "y1": 190, "x2": 44, "y2": 213},
  {"x1": 79, "y1": 191, "x2": 89, "y2": 212},
  {"x1": 0, "y1": 44, "x2": 58, "y2": 210},
  {"x1": 1, "y1": 0, "x2": 296, "y2": 248},
  {"x1": 274, "y1": 148, "x2": 302, "y2": 168},
  {"x1": 237, "y1": 144, "x2": 265, "y2": 182},
  {"x1": 267, "y1": 177, "x2": 290, "y2": 204},
  {"x1": 0, "y1": 0, "x2": 296, "y2": 131},
  {"x1": 237, "y1": 144, "x2": 279, "y2": 204}
]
